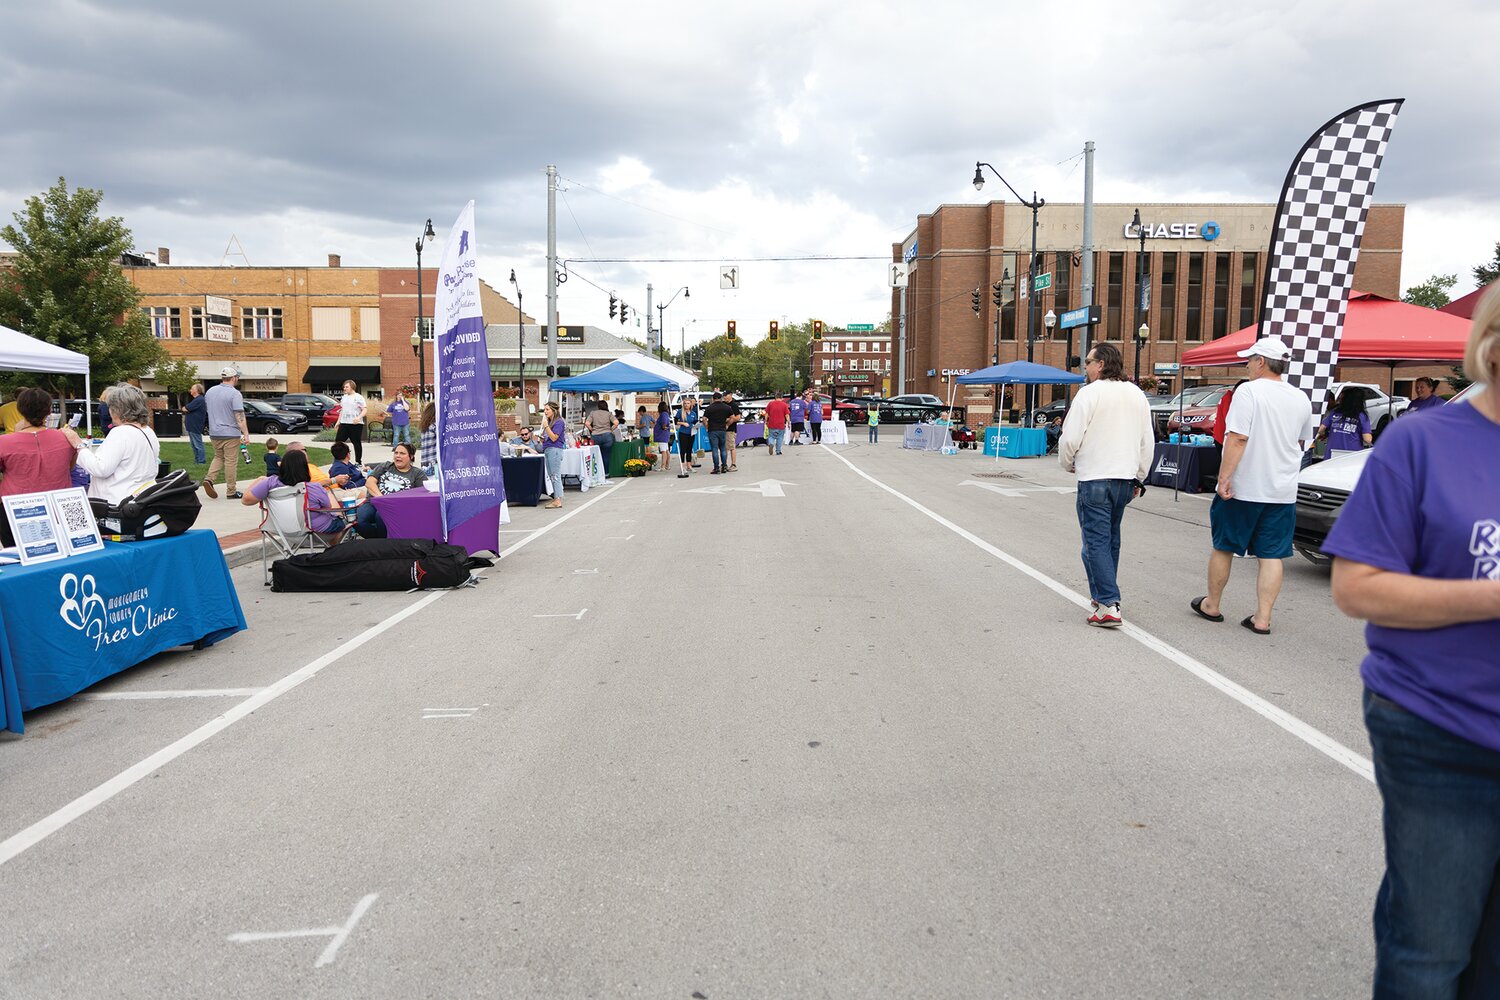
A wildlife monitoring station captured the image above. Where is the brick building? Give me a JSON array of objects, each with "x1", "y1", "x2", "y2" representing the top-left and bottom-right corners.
[
  {"x1": 811, "y1": 333, "x2": 893, "y2": 397},
  {"x1": 126, "y1": 252, "x2": 530, "y2": 399},
  {"x1": 891, "y1": 202, "x2": 1416, "y2": 426}
]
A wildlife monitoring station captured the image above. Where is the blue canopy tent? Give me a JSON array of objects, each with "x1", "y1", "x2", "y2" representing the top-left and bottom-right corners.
[{"x1": 955, "y1": 360, "x2": 1083, "y2": 458}]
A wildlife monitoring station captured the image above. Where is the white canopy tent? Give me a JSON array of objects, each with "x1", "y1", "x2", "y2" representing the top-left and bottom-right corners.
[
  {"x1": 613, "y1": 352, "x2": 700, "y2": 390},
  {"x1": 0, "y1": 323, "x2": 93, "y2": 435}
]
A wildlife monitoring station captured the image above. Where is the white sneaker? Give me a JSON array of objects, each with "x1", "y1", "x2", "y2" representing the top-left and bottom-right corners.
[{"x1": 1088, "y1": 604, "x2": 1123, "y2": 628}]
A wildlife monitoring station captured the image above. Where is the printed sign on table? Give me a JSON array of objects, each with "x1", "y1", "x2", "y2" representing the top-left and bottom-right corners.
[
  {"x1": 3, "y1": 493, "x2": 65, "y2": 565},
  {"x1": 50, "y1": 487, "x2": 105, "y2": 557}
]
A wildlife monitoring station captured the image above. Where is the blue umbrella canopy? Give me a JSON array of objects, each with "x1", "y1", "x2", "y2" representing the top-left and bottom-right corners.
[{"x1": 954, "y1": 360, "x2": 1084, "y2": 385}]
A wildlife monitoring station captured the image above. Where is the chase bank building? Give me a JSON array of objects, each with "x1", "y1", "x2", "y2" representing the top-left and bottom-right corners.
[{"x1": 890, "y1": 201, "x2": 1404, "y2": 420}]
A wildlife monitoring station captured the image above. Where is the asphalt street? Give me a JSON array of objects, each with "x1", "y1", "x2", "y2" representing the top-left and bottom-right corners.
[{"x1": 0, "y1": 438, "x2": 1382, "y2": 999}]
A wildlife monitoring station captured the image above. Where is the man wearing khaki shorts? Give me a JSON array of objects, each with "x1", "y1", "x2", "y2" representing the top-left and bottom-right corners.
[{"x1": 202, "y1": 365, "x2": 251, "y2": 499}]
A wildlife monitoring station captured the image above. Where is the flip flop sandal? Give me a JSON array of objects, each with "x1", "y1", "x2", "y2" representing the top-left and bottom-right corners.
[
  {"x1": 1190, "y1": 597, "x2": 1224, "y2": 623},
  {"x1": 1240, "y1": 616, "x2": 1271, "y2": 635}
]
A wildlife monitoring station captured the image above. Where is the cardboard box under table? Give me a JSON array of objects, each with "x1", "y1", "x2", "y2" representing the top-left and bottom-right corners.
[{"x1": 0, "y1": 530, "x2": 246, "y2": 734}]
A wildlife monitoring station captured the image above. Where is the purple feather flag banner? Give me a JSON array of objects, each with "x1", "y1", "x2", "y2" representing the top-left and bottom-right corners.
[{"x1": 1258, "y1": 99, "x2": 1403, "y2": 420}]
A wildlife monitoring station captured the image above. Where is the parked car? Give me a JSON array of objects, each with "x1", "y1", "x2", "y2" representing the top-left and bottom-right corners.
[
  {"x1": 836, "y1": 396, "x2": 886, "y2": 423},
  {"x1": 1164, "y1": 385, "x2": 1236, "y2": 437},
  {"x1": 1150, "y1": 384, "x2": 1234, "y2": 439},
  {"x1": 322, "y1": 404, "x2": 341, "y2": 429},
  {"x1": 1293, "y1": 382, "x2": 1477, "y2": 564},
  {"x1": 888, "y1": 393, "x2": 943, "y2": 408},
  {"x1": 243, "y1": 398, "x2": 309, "y2": 434},
  {"x1": 880, "y1": 393, "x2": 945, "y2": 424},
  {"x1": 278, "y1": 392, "x2": 338, "y2": 423},
  {"x1": 1026, "y1": 398, "x2": 1072, "y2": 428}
]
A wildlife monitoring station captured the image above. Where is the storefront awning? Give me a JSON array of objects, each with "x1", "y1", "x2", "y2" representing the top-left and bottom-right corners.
[{"x1": 302, "y1": 365, "x2": 380, "y2": 385}]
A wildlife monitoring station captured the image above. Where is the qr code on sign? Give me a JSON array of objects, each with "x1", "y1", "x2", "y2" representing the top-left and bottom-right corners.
[{"x1": 60, "y1": 498, "x2": 92, "y2": 535}]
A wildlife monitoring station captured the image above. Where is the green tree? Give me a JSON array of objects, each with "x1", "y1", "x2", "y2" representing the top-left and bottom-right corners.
[
  {"x1": 1401, "y1": 273, "x2": 1457, "y2": 309},
  {"x1": 1474, "y1": 243, "x2": 1500, "y2": 287},
  {"x1": 154, "y1": 356, "x2": 199, "y2": 408},
  {"x1": 0, "y1": 178, "x2": 164, "y2": 394}
]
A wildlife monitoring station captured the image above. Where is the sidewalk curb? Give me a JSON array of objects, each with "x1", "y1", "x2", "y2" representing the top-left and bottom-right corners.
[{"x1": 224, "y1": 542, "x2": 260, "y2": 571}]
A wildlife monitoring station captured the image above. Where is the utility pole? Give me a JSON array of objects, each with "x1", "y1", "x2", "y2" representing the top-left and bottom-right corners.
[
  {"x1": 1079, "y1": 141, "x2": 1095, "y2": 378},
  {"x1": 546, "y1": 164, "x2": 558, "y2": 402},
  {"x1": 646, "y1": 283, "x2": 654, "y2": 356}
]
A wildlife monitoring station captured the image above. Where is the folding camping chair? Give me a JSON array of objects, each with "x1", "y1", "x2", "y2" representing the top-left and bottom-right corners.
[{"x1": 258, "y1": 484, "x2": 348, "y2": 585}]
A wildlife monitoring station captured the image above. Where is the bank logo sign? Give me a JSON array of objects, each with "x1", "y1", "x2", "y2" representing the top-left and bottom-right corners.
[{"x1": 1124, "y1": 220, "x2": 1220, "y2": 241}]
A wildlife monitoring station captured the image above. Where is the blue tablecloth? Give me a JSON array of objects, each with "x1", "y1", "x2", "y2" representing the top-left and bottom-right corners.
[
  {"x1": 502, "y1": 455, "x2": 546, "y2": 506},
  {"x1": 983, "y1": 426, "x2": 1048, "y2": 458},
  {"x1": 0, "y1": 530, "x2": 247, "y2": 734}
]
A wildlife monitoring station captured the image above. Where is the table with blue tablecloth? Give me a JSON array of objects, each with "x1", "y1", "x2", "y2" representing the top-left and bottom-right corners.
[
  {"x1": 0, "y1": 530, "x2": 247, "y2": 734},
  {"x1": 369, "y1": 489, "x2": 503, "y2": 555},
  {"x1": 1146, "y1": 442, "x2": 1220, "y2": 493},
  {"x1": 501, "y1": 454, "x2": 547, "y2": 506},
  {"x1": 983, "y1": 426, "x2": 1048, "y2": 458}
]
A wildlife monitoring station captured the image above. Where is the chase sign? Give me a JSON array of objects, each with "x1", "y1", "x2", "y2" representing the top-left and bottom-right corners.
[{"x1": 1124, "y1": 220, "x2": 1220, "y2": 242}]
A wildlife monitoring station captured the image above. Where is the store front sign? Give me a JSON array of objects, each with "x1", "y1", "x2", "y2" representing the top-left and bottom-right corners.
[
  {"x1": 835, "y1": 373, "x2": 872, "y2": 384},
  {"x1": 1124, "y1": 221, "x2": 1221, "y2": 242},
  {"x1": 903, "y1": 241, "x2": 919, "y2": 264},
  {"x1": 940, "y1": 368, "x2": 972, "y2": 376}
]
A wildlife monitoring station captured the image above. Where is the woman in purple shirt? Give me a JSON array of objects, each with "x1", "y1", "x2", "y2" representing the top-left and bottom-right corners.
[
  {"x1": 541, "y1": 401, "x2": 567, "y2": 509},
  {"x1": 1316, "y1": 389, "x2": 1372, "y2": 456},
  {"x1": 1324, "y1": 285, "x2": 1500, "y2": 996}
]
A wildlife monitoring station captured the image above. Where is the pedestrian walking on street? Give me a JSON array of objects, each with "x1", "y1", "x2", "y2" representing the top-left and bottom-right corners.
[
  {"x1": 1057, "y1": 343, "x2": 1154, "y2": 628},
  {"x1": 1190, "y1": 336, "x2": 1313, "y2": 634},
  {"x1": 765, "y1": 393, "x2": 790, "y2": 455},
  {"x1": 336, "y1": 380, "x2": 368, "y2": 465},
  {"x1": 201, "y1": 366, "x2": 250, "y2": 500},
  {"x1": 1323, "y1": 285, "x2": 1500, "y2": 996},
  {"x1": 788, "y1": 393, "x2": 806, "y2": 444},
  {"x1": 183, "y1": 382, "x2": 207, "y2": 465},
  {"x1": 705, "y1": 391, "x2": 733, "y2": 474}
]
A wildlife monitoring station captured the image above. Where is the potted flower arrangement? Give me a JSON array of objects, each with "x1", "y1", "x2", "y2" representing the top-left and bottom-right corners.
[{"x1": 623, "y1": 458, "x2": 652, "y2": 477}]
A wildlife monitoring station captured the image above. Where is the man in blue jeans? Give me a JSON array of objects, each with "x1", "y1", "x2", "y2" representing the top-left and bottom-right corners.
[
  {"x1": 703, "y1": 391, "x2": 734, "y2": 474},
  {"x1": 1056, "y1": 343, "x2": 1155, "y2": 627}
]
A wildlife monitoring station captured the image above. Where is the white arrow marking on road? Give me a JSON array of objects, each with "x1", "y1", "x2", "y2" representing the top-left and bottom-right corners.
[
  {"x1": 959, "y1": 480, "x2": 1075, "y2": 498},
  {"x1": 228, "y1": 893, "x2": 378, "y2": 968},
  {"x1": 684, "y1": 478, "x2": 797, "y2": 498}
]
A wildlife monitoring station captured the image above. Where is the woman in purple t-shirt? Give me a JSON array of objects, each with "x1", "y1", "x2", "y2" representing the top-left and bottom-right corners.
[
  {"x1": 1315, "y1": 390, "x2": 1372, "y2": 456},
  {"x1": 242, "y1": 449, "x2": 346, "y2": 544},
  {"x1": 541, "y1": 401, "x2": 567, "y2": 509},
  {"x1": 1324, "y1": 286, "x2": 1500, "y2": 994}
]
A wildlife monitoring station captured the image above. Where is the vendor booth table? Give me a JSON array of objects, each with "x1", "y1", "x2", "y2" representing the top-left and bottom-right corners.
[
  {"x1": 736, "y1": 422, "x2": 766, "y2": 447},
  {"x1": 369, "y1": 490, "x2": 502, "y2": 555},
  {"x1": 983, "y1": 426, "x2": 1048, "y2": 458},
  {"x1": 902, "y1": 424, "x2": 952, "y2": 451},
  {"x1": 501, "y1": 454, "x2": 547, "y2": 506},
  {"x1": 796, "y1": 419, "x2": 847, "y2": 445},
  {"x1": 1145, "y1": 442, "x2": 1220, "y2": 493},
  {"x1": 604, "y1": 438, "x2": 648, "y2": 478},
  {"x1": 545, "y1": 445, "x2": 607, "y2": 495},
  {"x1": 0, "y1": 530, "x2": 247, "y2": 734}
]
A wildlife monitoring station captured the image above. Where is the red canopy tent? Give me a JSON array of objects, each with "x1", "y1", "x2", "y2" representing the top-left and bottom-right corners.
[
  {"x1": 1438, "y1": 280, "x2": 1497, "y2": 320},
  {"x1": 1181, "y1": 291, "x2": 1472, "y2": 367}
]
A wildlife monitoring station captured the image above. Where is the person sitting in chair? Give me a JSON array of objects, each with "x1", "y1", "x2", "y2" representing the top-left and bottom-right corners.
[
  {"x1": 353, "y1": 442, "x2": 427, "y2": 538},
  {"x1": 1046, "y1": 415, "x2": 1065, "y2": 454},
  {"x1": 242, "y1": 449, "x2": 347, "y2": 545}
]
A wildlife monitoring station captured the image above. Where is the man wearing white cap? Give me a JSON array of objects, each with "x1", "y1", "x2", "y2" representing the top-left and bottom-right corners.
[
  {"x1": 1191, "y1": 336, "x2": 1313, "y2": 635},
  {"x1": 202, "y1": 365, "x2": 250, "y2": 499}
]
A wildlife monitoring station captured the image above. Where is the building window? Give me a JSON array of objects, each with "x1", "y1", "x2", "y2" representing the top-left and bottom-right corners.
[
  {"x1": 1185, "y1": 253, "x2": 1204, "y2": 342},
  {"x1": 1240, "y1": 253, "x2": 1258, "y2": 330},
  {"x1": 1159, "y1": 253, "x2": 1177, "y2": 341},
  {"x1": 1106, "y1": 252, "x2": 1124, "y2": 339},
  {"x1": 190, "y1": 307, "x2": 204, "y2": 339},
  {"x1": 143, "y1": 306, "x2": 181, "y2": 339},
  {"x1": 241, "y1": 306, "x2": 284, "y2": 340},
  {"x1": 822, "y1": 358, "x2": 833, "y2": 372},
  {"x1": 1212, "y1": 252, "x2": 1232, "y2": 339},
  {"x1": 414, "y1": 316, "x2": 434, "y2": 339},
  {"x1": 1053, "y1": 252, "x2": 1071, "y2": 312}
]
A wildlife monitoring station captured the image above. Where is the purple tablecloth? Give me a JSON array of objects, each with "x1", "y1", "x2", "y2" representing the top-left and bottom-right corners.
[
  {"x1": 735, "y1": 422, "x2": 766, "y2": 446},
  {"x1": 369, "y1": 490, "x2": 500, "y2": 556}
]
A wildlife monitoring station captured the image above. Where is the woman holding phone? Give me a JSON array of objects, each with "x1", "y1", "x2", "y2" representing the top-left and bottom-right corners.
[{"x1": 541, "y1": 401, "x2": 567, "y2": 508}]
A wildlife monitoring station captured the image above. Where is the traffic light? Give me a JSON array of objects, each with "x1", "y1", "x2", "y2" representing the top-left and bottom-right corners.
[
  {"x1": 812, "y1": 320, "x2": 823, "y2": 340},
  {"x1": 768, "y1": 320, "x2": 779, "y2": 341},
  {"x1": 971, "y1": 288, "x2": 982, "y2": 315},
  {"x1": 608, "y1": 294, "x2": 617, "y2": 320},
  {"x1": 727, "y1": 320, "x2": 737, "y2": 342},
  {"x1": 619, "y1": 305, "x2": 627, "y2": 325},
  {"x1": 992, "y1": 282, "x2": 1004, "y2": 308}
]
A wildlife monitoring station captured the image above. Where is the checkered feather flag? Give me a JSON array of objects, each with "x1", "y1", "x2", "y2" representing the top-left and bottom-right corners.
[{"x1": 1259, "y1": 99, "x2": 1403, "y2": 420}]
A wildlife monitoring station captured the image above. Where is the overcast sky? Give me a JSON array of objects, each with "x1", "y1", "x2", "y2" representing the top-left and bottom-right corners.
[{"x1": 2, "y1": 0, "x2": 1495, "y2": 349}]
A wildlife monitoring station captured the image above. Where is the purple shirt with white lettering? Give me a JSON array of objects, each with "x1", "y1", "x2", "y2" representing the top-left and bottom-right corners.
[
  {"x1": 788, "y1": 398, "x2": 806, "y2": 422},
  {"x1": 1322, "y1": 400, "x2": 1500, "y2": 752}
]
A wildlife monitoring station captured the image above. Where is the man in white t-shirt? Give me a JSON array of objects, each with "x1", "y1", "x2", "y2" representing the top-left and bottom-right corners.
[
  {"x1": 1191, "y1": 335, "x2": 1313, "y2": 635},
  {"x1": 1058, "y1": 342, "x2": 1155, "y2": 628}
]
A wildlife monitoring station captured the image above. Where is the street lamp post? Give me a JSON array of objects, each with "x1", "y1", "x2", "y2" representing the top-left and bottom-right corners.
[
  {"x1": 414, "y1": 218, "x2": 436, "y2": 400},
  {"x1": 509, "y1": 269, "x2": 524, "y2": 418},
  {"x1": 1132, "y1": 208, "x2": 1148, "y2": 382},
  {"x1": 974, "y1": 163, "x2": 1044, "y2": 421},
  {"x1": 1043, "y1": 310, "x2": 1057, "y2": 413},
  {"x1": 655, "y1": 287, "x2": 689, "y2": 360}
]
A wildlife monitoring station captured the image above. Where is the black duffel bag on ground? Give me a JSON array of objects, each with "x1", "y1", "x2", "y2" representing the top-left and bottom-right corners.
[
  {"x1": 89, "y1": 468, "x2": 203, "y2": 541},
  {"x1": 270, "y1": 538, "x2": 491, "y2": 593}
]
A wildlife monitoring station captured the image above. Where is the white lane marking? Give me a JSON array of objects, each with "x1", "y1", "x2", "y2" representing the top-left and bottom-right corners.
[
  {"x1": 823, "y1": 445, "x2": 1375, "y2": 783},
  {"x1": 0, "y1": 481, "x2": 629, "y2": 869},
  {"x1": 498, "y1": 482, "x2": 627, "y2": 560},
  {"x1": 618, "y1": 518, "x2": 637, "y2": 522},
  {"x1": 423, "y1": 714, "x2": 473, "y2": 720},
  {"x1": 76, "y1": 688, "x2": 264, "y2": 700},
  {"x1": 226, "y1": 892, "x2": 378, "y2": 968},
  {"x1": 533, "y1": 609, "x2": 588, "y2": 621},
  {"x1": 499, "y1": 529, "x2": 536, "y2": 534},
  {"x1": 959, "y1": 480, "x2": 1075, "y2": 498},
  {"x1": 573, "y1": 568, "x2": 599, "y2": 575},
  {"x1": 603, "y1": 534, "x2": 635, "y2": 541}
]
